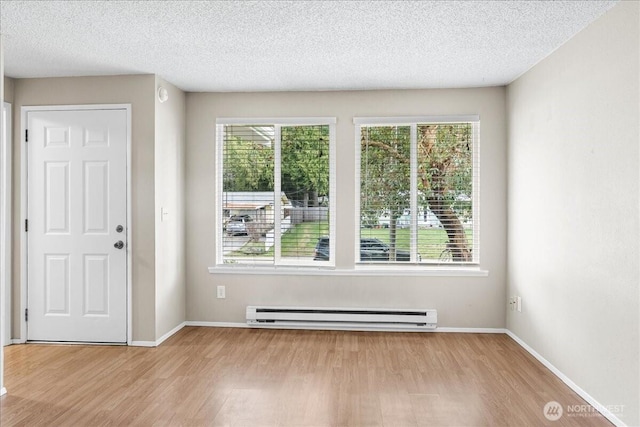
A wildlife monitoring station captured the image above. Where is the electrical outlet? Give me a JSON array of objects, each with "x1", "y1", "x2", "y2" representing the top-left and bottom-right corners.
[
  {"x1": 508, "y1": 297, "x2": 516, "y2": 311},
  {"x1": 516, "y1": 296, "x2": 522, "y2": 312},
  {"x1": 217, "y1": 285, "x2": 226, "y2": 299}
]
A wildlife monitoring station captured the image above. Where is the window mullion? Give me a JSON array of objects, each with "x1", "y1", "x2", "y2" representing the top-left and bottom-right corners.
[
  {"x1": 216, "y1": 124, "x2": 224, "y2": 265},
  {"x1": 410, "y1": 124, "x2": 418, "y2": 263},
  {"x1": 274, "y1": 125, "x2": 282, "y2": 264},
  {"x1": 354, "y1": 125, "x2": 362, "y2": 263},
  {"x1": 329, "y1": 123, "x2": 337, "y2": 265},
  {"x1": 473, "y1": 121, "x2": 480, "y2": 264}
]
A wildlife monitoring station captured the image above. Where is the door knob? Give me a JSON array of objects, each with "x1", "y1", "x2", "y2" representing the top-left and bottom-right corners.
[{"x1": 114, "y1": 240, "x2": 124, "y2": 249}]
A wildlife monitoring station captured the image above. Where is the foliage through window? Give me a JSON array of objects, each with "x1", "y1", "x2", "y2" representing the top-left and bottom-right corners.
[
  {"x1": 217, "y1": 120, "x2": 335, "y2": 265},
  {"x1": 357, "y1": 117, "x2": 479, "y2": 264}
]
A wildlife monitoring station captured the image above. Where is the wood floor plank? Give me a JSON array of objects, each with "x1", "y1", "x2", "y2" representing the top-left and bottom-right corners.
[{"x1": 0, "y1": 327, "x2": 613, "y2": 426}]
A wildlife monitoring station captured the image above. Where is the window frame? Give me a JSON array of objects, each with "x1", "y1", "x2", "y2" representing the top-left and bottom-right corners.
[
  {"x1": 354, "y1": 115, "x2": 480, "y2": 267},
  {"x1": 215, "y1": 117, "x2": 337, "y2": 268}
]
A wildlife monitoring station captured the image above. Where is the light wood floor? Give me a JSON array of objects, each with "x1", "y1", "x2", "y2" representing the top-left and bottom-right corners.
[{"x1": 1, "y1": 327, "x2": 611, "y2": 426}]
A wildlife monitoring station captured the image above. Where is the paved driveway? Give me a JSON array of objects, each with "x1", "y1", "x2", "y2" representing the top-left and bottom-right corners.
[{"x1": 223, "y1": 235, "x2": 250, "y2": 254}]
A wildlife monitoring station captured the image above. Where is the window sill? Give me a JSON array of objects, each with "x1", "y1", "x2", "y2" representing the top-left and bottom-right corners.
[{"x1": 208, "y1": 265, "x2": 489, "y2": 277}]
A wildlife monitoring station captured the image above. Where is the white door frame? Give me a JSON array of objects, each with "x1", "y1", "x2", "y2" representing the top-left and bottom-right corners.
[
  {"x1": 20, "y1": 104, "x2": 132, "y2": 344},
  {"x1": 1, "y1": 102, "x2": 12, "y2": 346}
]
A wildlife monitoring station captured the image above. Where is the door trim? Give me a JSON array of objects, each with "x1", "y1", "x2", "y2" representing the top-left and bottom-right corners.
[
  {"x1": 1, "y1": 102, "x2": 12, "y2": 346},
  {"x1": 20, "y1": 104, "x2": 132, "y2": 344}
]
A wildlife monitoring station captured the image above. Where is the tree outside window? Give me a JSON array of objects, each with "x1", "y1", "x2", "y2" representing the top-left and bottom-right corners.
[{"x1": 359, "y1": 120, "x2": 478, "y2": 264}]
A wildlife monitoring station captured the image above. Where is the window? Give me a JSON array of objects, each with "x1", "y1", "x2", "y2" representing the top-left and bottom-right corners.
[
  {"x1": 356, "y1": 116, "x2": 479, "y2": 265},
  {"x1": 216, "y1": 118, "x2": 336, "y2": 266}
]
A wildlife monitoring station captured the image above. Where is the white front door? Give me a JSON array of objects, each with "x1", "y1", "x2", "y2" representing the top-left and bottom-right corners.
[{"x1": 27, "y1": 108, "x2": 128, "y2": 343}]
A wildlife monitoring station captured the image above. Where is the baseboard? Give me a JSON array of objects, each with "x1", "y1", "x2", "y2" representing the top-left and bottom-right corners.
[
  {"x1": 184, "y1": 322, "x2": 505, "y2": 334},
  {"x1": 10, "y1": 339, "x2": 25, "y2": 345},
  {"x1": 129, "y1": 321, "x2": 187, "y2": 348},
  {"x1": 156, "y1": 322, "x2": 186, "y2": 346},
  {"x1": 185, "y1": 321, "x2": 248, "y2": 328},
  {"x1": 0, "y1": 387, "x2": 6, "y2": 396},
  {"x1": 128, "y1": 341, "x2": 156, "y2": 347},
  {"x1": 251, "y1": 324, "x2": 430, "y2": 333},
  {"x1": 435, "y1": 327, "x2": 506, "y2": 334},
  {"x1": 505, "y1": 330, "x2": 625, "y2": 427}
]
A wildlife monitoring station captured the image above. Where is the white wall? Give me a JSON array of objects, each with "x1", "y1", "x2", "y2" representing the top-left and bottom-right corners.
[
  {"x1": 3, "y1": 77, "x2": 14, "y2": 103},
  {"x1": 186, "y1": 88, "x2": 508, "y2": 327},
  {"x1": 154, "y1": 77, "x2": 186, "y2": 339},
  {"x1": 507, "y1": 2, "x2": 639, "y2": 425}
]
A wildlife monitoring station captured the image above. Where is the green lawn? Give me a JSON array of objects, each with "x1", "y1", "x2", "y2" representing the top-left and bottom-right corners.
[
  {"x1": 227, "y1": 221, "x2": 471, "y2": 261},
  {"x1": 281, "y1": 221, "x2": 328, "y2": 257}
]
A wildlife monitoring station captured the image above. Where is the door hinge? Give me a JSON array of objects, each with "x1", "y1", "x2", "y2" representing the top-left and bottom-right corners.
[
  {"x1": 25, "y1": 129, "x2": 28, "y2": 142},
  {"x1": 25, "y1": 308, "x2": 28, "y2": 322},
  {"x1": 25, "y1": 219, "x2": 28, "y2": 232}
]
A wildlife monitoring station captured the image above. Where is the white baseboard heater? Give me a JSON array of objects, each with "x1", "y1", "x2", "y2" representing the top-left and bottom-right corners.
[{"x1": 246, "y1": 306, "x2": 437, "y2": 331}]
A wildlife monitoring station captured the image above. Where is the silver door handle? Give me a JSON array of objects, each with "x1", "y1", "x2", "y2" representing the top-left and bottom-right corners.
[{"x1": 114, "y1": 241, "x2": 124, "y2": 249}]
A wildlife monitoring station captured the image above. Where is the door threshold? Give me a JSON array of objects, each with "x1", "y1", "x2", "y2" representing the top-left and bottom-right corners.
[{"x1": 26, "y1": 340, "x2": 127, "y2": 346}]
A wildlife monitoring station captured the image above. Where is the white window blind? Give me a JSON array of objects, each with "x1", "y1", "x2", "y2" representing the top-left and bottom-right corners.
[
  {"x1": 356, "y1": 117, "x2": 479, "y2": 265},
  {"x1": 216, "y1": 119, "x2": 336, "y2": 266}
]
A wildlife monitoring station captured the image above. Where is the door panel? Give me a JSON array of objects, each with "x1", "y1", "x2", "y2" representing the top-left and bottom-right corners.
[
  {"x1": 45, "y1": 254, "x2": 69, "y2": 314},
  {"x1": 45, "y1": 161, "x2": 70, "y2": 233},
  {"x1": 27, "y1": 109, "x2": 127, "y2": 343},
  {"x1": 83, "y1": 254, "x2": 109, "y2": 316},
  {"x1": 84, "y1": 162, "x2": 109, "y2": 234}
]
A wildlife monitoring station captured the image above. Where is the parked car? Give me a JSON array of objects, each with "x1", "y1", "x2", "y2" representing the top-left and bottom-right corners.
[
  {"x1": 313, "y1": 236, "x2": 416, "y2": 261},
  {"x1": 313, "y1": 237, "x2": 330, "y2": 260},
  {"x1": 226, "y1": 214, "x2": 253, "y2": 236}
]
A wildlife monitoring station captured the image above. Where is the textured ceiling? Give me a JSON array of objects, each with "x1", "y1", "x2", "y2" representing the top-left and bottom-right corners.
[{"x1": 0, "y1": 0, "x2": 618, "y2": 92}]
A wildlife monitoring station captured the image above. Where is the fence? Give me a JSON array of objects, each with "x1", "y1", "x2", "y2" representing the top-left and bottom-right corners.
[{"x1": 288, "y1": 206, "x2": 329, "y2": 225}]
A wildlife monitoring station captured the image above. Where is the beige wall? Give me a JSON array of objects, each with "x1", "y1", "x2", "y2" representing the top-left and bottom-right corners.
[
  {"x1": 3, "y1": 77, "x2": 14, "y2": 103},
  {"x1": 507, "y1": 2, "x2": 639, "y2": 425},
  {"x1": 186, "y1": 88, "x2": 508, "y2": 327},
  {"x1": 11, "y1": 75, "x2": 157, "y2": 341},
  {"x1": 154, "y1": 77, "x2": 186, "y2": 339}
]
